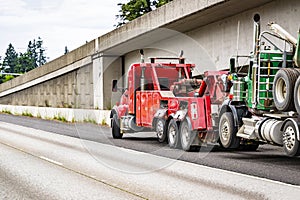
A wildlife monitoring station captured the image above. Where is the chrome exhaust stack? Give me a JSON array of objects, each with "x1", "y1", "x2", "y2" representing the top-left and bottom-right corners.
[
  {"x1": 251, "y1": 14, "x2": 261, "y2": 107},
  {"x1": 140, "y1": 49, "x2": 146, "y2": 91},
  {"x1": 253, "y1": 13, "x2": 261, "y2": 58}
]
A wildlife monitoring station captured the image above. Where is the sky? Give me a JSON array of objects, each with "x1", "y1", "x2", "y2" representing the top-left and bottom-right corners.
[{"x1": 0, "y1": 0, "x2": 127, "y2": 61}]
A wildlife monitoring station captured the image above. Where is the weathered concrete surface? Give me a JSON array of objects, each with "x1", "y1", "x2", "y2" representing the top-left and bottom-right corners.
[
  {"x1": 0, "y1": 104, "x2": 111, "y2": 125},
  {"x1": 0, "y1": 0, "x2": 299, "y2": 110},
  {"x1": 0, "y1": 60, "x2": 94, "y2": 109},
  {"x1": 0, "y1": 41, "x2": 94, "y2": 92},
  {"x1": 100, "y1": 0, "x2": 275, "y2": 55}
]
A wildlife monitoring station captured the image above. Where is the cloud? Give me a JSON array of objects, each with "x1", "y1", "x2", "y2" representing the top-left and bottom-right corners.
[
  {"x1": 0, "y1": 0, "x2": 126, "y2": 60},
  {"x1": 0, "y1": 0, "x2": 26, "y2": 16}
]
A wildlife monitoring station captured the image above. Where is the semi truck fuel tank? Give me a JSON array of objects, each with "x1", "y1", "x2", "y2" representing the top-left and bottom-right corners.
[{"x1": 259, "y1": 119, "x2": 283, "y2": 145}]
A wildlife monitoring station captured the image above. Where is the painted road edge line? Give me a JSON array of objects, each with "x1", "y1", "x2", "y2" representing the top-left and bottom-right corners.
[{"x1": 39, "y1": 156, "x2": 63, "y2": 166}]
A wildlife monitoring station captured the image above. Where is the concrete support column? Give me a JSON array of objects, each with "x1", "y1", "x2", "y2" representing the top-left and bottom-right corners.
[{"x1": 92, "y1": 53, "x2": 104, "y2": 110}]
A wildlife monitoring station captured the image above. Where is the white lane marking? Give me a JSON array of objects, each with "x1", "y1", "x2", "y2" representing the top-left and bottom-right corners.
[
  {"x1": 195, "y1": 162, "x2": 300, "y2": 189},
  {"x1": 39, "y1": 156, "x2": 63, "y2": 166}
]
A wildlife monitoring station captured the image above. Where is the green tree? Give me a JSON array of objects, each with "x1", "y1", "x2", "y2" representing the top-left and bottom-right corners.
[
  {"x1": 153, "y1": 0, "x2": 172, "y2": 7},
  {"x1": 16, "y1": 52, "x2": 35, "y2": 73},
  {"x1": 27, "y1": 40, "x2": 38, "y2": 68},
  {"x1": 2, "y1": 43, "x2": 18, "y2": 73},
  {"x1": 64, "y1": 46, "x2": 69, "y2": 54},
  {"x1": 0, "y1": 37, "x2": 47, "y2": 84},
  {"x1": 36, "y1": 37, "x2": 46, "y2": 67},
  {"x1": 27, "y1": 37, "x2": 47, "y2": 68},
  {"x1": 3, "y1": 75, "x2": 14, "y2": 82},
  {"x1": 116, "y1": 0, "x2": 173, "y2": 27}
]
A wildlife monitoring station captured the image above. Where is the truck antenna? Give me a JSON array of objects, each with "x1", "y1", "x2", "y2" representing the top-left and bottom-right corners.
[
  {"x1": 179, "y1": 50, "x2": 185, "y2": 64},
  {"x1": 179, "y1": 50, "x2": 184, "y2": 58},
  {"x1": 140, "y1": 49, "x2": 145, "y2": 63},
  {"x1": 236, "y1": 20, "x2": 240, "y2": 58}
]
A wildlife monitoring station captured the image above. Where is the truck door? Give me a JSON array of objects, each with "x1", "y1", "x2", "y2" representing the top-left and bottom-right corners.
[{"x1": 136, "y1": 91, "x2": 160, "y2": 127}]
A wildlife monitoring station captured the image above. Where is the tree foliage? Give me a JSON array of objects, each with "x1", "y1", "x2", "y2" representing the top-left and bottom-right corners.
[
  {"x1": 27, "y1": 37, "x2": 47, "y2": 68},
  {"x1": 2, "y1": 44, "x2": 18, "y2": 74},
  {"x1": 0, "y1": 37, "x2": 47, "y2": 83},
  {"x1": 116, "y1": 0, "x2": 173, "y2": 27}
]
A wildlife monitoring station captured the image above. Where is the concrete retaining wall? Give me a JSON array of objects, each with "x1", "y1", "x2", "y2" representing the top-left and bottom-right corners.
[
  {"x1": 0, "y1": 41, "x2": 95, "y2": 92},
  {"x1": 0, "y1": 104, "x2": 111, "y2": 125},
  {"x1": 0, "y1": 0, "x2": 299, "y2": 113},
  {"x1": 0, "y1": 62, "x2": 94, "y2": 109}
]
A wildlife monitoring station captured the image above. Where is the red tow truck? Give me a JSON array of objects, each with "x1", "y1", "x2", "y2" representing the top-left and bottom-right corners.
[{"x1": 111, "y1": 51, "x2": 228, "y2": 151}]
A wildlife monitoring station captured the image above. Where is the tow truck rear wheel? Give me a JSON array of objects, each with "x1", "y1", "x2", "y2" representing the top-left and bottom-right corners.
[
  {"x1": 112, "y1": 114, "x2": 123, "y2": 139},
  {"x1": 283, "y1": 121, "x2": 300, "y2": 157},
  {"x1": 180, "y1": 119, "x2": 197, "y2": 151},
  {"x1": 168, "y1": 119, "x2": 180, "y2": 148},
  {"x1": 156, "y1": 118, "x2": 167, "y2": 143},
  {"x1": 219, "y1": 112, "x2": 240, "y2": 149}
]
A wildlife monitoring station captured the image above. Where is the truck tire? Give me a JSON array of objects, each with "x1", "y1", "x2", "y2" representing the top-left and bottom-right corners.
[
  {"x1": 283, "y1": 121, "x2": 300, "y2": 157},
  {"x1": 156, "y1": 118, "x2": 167, "y2": 143},
  {"x1": 168, "y1": 119, "x2": 180, "y2": 148},
  {"x1": 273, "y1": 69, "x2": 297, "y2": 111},
  {"x1": 112, "y1": 114, "x2": 123, "y2": 139},
  {"x1": 294, "y1": 77, "x2": 300, "y2": 114},
  {"x1": 180, "y1": 119, "x2": 197, "y2": 151},
  {"x1": 219, "y1": 112, "x2": 240, "y2": 149}
]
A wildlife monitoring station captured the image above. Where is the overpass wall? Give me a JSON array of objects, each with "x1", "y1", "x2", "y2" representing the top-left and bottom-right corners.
[
  {"x1": 0, "y1": 0, "x2": 299, "y2": 111},
  {"x1": 123, "y1": 0, "x2": 300, "y2": 73},
  {"x1": 0, "y1": 41, "x2": 95, "y2": 109},
  {"x1": 0, "y1": 63, "x2": 94, "y2": 109}
]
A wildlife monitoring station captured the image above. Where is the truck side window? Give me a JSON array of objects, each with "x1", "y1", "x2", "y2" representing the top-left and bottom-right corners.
[{"x1": 159, "y1": 78, "x2": 169, "y2": 90}]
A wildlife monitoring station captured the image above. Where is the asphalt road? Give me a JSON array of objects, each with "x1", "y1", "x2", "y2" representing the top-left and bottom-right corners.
[
  {"x1": 3, "y1": 121, "x2": 300, "y2": 199},
  {"x1": 0, "y1": 143, "x2": 142, "y2": 200},
  {"x1": 0, "y1": 113, "x2": 299, "y2": 186}
]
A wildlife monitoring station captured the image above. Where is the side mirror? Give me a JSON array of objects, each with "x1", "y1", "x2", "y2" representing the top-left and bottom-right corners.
[{"x1": 112, "y1": 80, "x2": 118, "y2": 92}]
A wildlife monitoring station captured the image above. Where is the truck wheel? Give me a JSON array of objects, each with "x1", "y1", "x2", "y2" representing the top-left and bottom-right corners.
[
  {"x1": 283, "y1": 121, "x2": 300, "y2": 157},
  {"x1": 156, "y1": 118, "x2": 167, "y2": 143},
  {"x1": 273, "y1": 69, "x2": 297, "y2": 111},
  {"x1": 168, "y1": 119, "x2": 180, "y2": 148},
  {"x1": 219, "y1": 112, "x2": 240, "y2": 149},
  {"x1": 180, "y1": 119, "x2": 196, "y2": 151},
  {"x1": 294, "y1": 77, "x2": 300, "y2": 114},
  {"x1": 112, "y1": 114, "x2": 123, "y2": 139}
]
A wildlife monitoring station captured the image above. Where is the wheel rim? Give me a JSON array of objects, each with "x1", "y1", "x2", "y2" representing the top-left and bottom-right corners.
[
  {"x1": 169, "y1": 124, "x2": 176, "y2": 145},
  {"x1": 275, "y1": 77, "x2": 287, "y2": 103},
  {"x1": 283, "y1": 125, "x2": 296, "y2": 151},
  {"x1": 221, "y1": 121, "x2": 229, "y2": 142},
  {"x1": 157, "y1": 120, "x2": 164, "y2": 139},
  {"x1": 181, "y1": 123, "x2": 189, "y2": 147}
]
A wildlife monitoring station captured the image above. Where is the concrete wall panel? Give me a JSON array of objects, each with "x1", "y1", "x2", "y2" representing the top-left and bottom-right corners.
[
  {"x1": 0, "y1": 64, "x2": 94, "y2": 109},
  {"x1": 0, "y1": 0, "x2": 298, "y2": 111}
]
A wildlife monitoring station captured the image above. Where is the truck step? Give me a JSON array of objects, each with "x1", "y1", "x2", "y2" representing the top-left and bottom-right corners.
[
  {"x1": 237, "y1": 118, "x2": 260, "y2": 140},
  {"x1": 237, "y1": 128, "x2": 257, "y2": 140}
]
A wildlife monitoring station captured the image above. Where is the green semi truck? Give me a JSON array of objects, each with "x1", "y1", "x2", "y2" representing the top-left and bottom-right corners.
[{"x1": 219, "y1": 14, "x2": 300, "y2": 156}]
